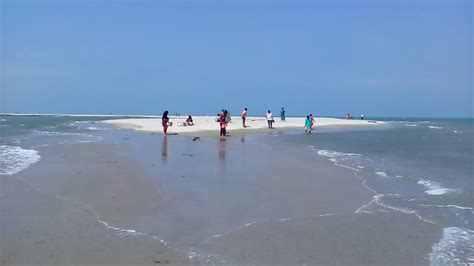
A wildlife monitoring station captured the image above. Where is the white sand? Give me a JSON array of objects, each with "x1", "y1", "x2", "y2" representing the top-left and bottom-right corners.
[{"x1": 102, "y1": 116, "x2": 383, "y2": 134}]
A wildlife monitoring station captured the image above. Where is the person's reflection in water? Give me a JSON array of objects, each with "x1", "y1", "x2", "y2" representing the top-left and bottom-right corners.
[
  {"x1": 161, "y1": 135, "x2": 168, "y2": 163},
  {"x1": 218, "y1": 138, "x2": 226, "y2": 161}
]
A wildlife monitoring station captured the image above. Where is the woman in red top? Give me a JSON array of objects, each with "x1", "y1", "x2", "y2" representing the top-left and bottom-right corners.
[{"x1": 219, "y1": 112, "x2": 227, "y2": 136}]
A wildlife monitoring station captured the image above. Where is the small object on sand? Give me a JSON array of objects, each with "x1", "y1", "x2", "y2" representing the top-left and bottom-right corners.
[
  {"x1": 181, "y1": 153, "x2": 194, "y2": 157},
  {"x1": 192, "y1": 137, "x2": 200, "y2": 141}
]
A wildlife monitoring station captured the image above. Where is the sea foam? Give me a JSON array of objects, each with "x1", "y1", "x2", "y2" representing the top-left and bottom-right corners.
[
  {"x1": 316, "y1": 149, "x2": 363, "y2": 171},
  {"x1": 430, "y1": 227, "x2": 474, "y2": 265},
  {"x1": 0, "y1": 145, "x2": 41, "y2": 175},
  {"x1": 375, "y1": 171, "x2": 388, "y2": 177},
  {"x1": 417, "y1": 179, "x2": 457, "y2": 195},
  {"x1": 317, "y1": 149, "x2": 362, "y2": 158}
]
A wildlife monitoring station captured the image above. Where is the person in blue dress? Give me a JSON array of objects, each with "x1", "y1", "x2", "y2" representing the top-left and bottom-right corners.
[
  {"x1": 305, "y1": 116, "x2": 312, "y2": 134},
  {"x1": 280, "y1": 107, "x2": 286, "y2": 121}
]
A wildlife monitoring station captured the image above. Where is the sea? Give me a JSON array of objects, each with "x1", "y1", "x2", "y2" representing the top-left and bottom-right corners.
[{"x1": 0, "y1": 115, "x2": 472, "y2": 265}]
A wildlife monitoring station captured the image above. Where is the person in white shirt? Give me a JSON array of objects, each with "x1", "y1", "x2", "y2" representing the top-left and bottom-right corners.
[
  {"x1": 361, "y1": 114, "x2": 364, "y2": 120},
  {"x1": 266, "y1": 110, "x2": 274, "y2": 129}
]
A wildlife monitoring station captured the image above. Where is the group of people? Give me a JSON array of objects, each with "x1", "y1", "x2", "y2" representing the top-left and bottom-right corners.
[
  {"x1": 217, "y1": 110, "x2": 231, "y2": 136},
  {"x1": 304, "y1": 114, "x2": 316, "y2": 134},
  {"x1": 161, "y1": 108, "x2": 320, "y2": 136},
  {"x1": 161, "y1": 111, "x2": 193, "y2": 135},
  {"x1": 243, "y1": 108, "x2": 285, "y2": 129},
  {"x1": 344, "y1": 113, "x2": 365, "y2": 120}
]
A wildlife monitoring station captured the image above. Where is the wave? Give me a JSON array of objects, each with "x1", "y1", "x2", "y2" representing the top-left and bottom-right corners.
[
  {"x1": 420, "y1": 204, "x2": 473, "y2": 211},
  {"x1": 430, "y1": 227, "x2": 474, "y2": 265},
  {"x1": 428, "y1": 126, "x2": 443, "y2": 130},
  {"x1": 0, "y1": 145, "x2": 41, "y2": 175},
  {"x1": 316, "y1": 149, "x2": 363, "y2": 171},
  {"x1": 86, "y1": 126, "x2": 109, "y2": 131},
  {"x1": 417, "y1": 179, "x2": 457, "y2": 195},
  {"x1": 32, "y1": 130, "x2": 93, "y2": 137},
  {"x1": 453, "y1": 130, "x2": 462, "y2": 134},
  {"x1": 317, "y1": 149, "x2": 362, "y2": 158},
  {"x1": 404, "y1": 124, "x2": 417, "y2": 127},
  {"x1": 375, "y1": 171, "x2": 388, "y2": 177},
  {"x1": 0, "y1": 118, "x2": 6, "y2": 122}
]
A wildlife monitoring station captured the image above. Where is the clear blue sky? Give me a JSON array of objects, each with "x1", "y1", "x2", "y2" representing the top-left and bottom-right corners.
[{"x1": 1, "y1": 0, "x2": 472, "y2": 117}]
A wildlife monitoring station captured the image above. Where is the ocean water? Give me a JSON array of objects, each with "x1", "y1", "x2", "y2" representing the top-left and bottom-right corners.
[
  {"x1": 279, "y1": 118, "x2": 473, "y2": 265},
  {"x1": 1, "y1": 115, "x2": 472, "y2": 264},
  {"x1": 0, "y1": 115, "x2": 114, "y2": 175}
]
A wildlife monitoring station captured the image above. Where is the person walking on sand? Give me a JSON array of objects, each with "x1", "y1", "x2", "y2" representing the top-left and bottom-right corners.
[
  {"x1": 242, "y1": 108, "x2": 248, "y2": 127},
  {"x1": 219, "y1": 112, "x2": 227, "y2": 137},
  {"x1": 280, "y1": 107, "x2": 286, "y2": 121},
  {"x1": 162, "y1": 111, "x2": 170, "y2": 135},
  {"x1": 305, "y1": 116, "x2": 312, "y2": 134},
  {"x1": 309, "y1": 113, "x2": 315, "y2": 129},
  {"x1": 266, "y1": 110, "x2": 274, "y2": 129}
]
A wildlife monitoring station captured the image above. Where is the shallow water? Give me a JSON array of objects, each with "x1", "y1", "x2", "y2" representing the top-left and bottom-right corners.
[
  {"x1": 1, "y1": 115, "x2": 472, "y2": 264},
  {"x1": 279, "y1": 118, "x2": 474, "y2": 264}
]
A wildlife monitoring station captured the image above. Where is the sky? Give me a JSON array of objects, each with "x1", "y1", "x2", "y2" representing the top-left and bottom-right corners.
[{"x1": 1, "y1": 0, "x2": 472, "y2": 117}]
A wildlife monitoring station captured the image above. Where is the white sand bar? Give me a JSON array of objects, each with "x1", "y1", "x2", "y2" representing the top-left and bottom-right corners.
[{"x1": 103, "y1": 116, "x2": 383, "y2": 134}]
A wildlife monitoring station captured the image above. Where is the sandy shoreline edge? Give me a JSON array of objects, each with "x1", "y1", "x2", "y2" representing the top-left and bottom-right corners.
[{"x1": 102, "y1": 116, "x2": 384, "y2": 134}]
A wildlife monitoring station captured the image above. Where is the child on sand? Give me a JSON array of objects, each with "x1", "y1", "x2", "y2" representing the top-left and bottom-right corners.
[
  {"x1": 186, "y1": 115, "x2": 194, "y2": 126},
  {"x1": 305, "y1": 116, "x2": 312, "y2": 133},
  {"x1": 224, "y1": 110, "x2": 231, "y2": 123},
  {"x1": 162, "y1": 111, "x2": 170, "y2": 135}
]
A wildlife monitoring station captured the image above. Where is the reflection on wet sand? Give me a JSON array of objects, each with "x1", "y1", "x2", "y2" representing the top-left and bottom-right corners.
[
  {"x1": 218, "y1": 138, "x2": 226, "y2": 161},
  {"x1": 161, "y1": 136, "x2": 168, "y2": 162}
]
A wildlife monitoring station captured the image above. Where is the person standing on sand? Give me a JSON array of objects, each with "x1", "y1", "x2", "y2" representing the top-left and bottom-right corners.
[
  {"x1": 280, "y1": 107, "x2": 286, "y2": 121},
  {"x1": 361, "y1": 114, "x2": 364, "y2": 120},
  {"x1": 305, "y1": 116, "x2": 312, "y2": 134},
  {"x1": 242, "y1": 108, "x2": 248, "y2": 127},
  {"x1": 266, "y1": 110, "x2": 274, "y2": 129},
  {"x1": 219, "y1": 112, "x2": 227, "y2": 137},
  {"x1": 162, "y1": 111, "x2": 170, "y2": 135}
]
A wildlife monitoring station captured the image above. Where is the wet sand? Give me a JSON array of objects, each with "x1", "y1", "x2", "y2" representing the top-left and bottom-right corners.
[
  {"x1": 203, "y1": 212, "x2": 440, "y2": 265},
  {"x1": 1, "y1": 128, "x2": 442, "y2": 265},
  {"x1": 1, "y1": 143, "x2": 196, "y2": 265}
]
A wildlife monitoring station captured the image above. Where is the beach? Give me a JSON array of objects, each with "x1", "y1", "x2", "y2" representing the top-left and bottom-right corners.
[
  {"x1": 1, "y1": 115, "x2": 472, "y2": 265},
  {"x1": 102, "y1": 116, "x2": 381, "y2": 135}
]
